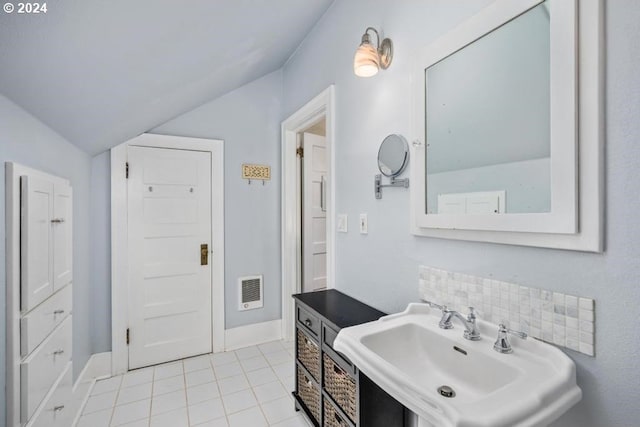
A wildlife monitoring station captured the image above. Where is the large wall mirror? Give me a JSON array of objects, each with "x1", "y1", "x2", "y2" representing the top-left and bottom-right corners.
[
  {"x1": 427, "y1": 1, "x2": 551, "y2": 216},
  {"x1": 410, "y1": 0, "x2": 603, "y2": 252}
]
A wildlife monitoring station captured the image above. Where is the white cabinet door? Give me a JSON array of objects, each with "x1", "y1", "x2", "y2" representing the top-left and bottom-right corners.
[
  {"x1": 21, "y1": 176, "x2": 54, "y2": 312},
  {"x1": 127, "y1": 146, "x2": 212, "y2": 369},
  {"x1": 53, "y1": 183, "x2": 72, "y2": 291},
  {"x1": 302, "y1": 133, "x2": 327, "y2": 292},
  {"x1": 9, "y1": 165, "x2": 74, "y2": 427}
]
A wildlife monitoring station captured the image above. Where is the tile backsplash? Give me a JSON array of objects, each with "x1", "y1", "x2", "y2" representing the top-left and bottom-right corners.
[{"x1": 419, "y1": 266, "x2": 595, "y2": 356}]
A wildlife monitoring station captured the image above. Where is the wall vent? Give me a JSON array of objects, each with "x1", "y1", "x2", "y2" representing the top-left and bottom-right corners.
[{"x1": 238, "y1": 275, "x2": 263, "y2": 311}]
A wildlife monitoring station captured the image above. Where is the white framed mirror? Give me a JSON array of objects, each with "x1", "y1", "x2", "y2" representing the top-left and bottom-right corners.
[{"x1": 410, "y1": 0, "x2": 604, "y2": 252}]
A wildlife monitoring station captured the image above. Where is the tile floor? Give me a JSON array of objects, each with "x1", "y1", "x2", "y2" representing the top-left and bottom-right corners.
[{"x1": 77, "y1": 340, "x2": 311, "y2": 427}]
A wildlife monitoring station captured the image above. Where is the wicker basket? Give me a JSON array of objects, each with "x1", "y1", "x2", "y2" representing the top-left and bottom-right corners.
[
  {"x1": 323, "y1": 399, "x2": 350, "y2": 427},
  {"x1": 323, "y1": 353, "x2": 356, "y2": 421},
  {"x1": 297, "y1": 367, "x2": 321, "y2": 424},
  {"x1": 297, "y1": 328, "x2": 320, "y2": 381}
]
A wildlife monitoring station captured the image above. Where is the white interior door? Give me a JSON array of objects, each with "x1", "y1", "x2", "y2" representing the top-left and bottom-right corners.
[
  {"x1": 53, "y1": 183, "x2": 72, "y2": 291},
  {"x1": 127, "y1": 146, "x2": 212, "y2": 369},
  {"x1": 302, "y1": 133, "x2": 327, "y2": 292},
  {"x1": 20, "y1": 176, "x2": 54, "y2": 312}
]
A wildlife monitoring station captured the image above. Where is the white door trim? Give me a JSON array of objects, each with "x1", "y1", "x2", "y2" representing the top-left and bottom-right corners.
[
  {"x1": 281, "y1": 86, "x2": 336, "y2": 342},
  {"x1": 111, "y1": 133, "x2": 225, "y2": 375}
]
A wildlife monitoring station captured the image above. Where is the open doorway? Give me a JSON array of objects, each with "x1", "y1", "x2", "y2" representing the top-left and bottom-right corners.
[
  {"x1": 299, "y1": 119, "x2": 327, "y2": 293},
  {"x1": 281, "y1": 86, "x2": 335, "y2": 341}
]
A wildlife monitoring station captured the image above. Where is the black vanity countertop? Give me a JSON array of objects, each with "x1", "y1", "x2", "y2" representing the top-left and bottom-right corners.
[{"x1": 293, "y1": 289, "x2": 386, "y2": 330}]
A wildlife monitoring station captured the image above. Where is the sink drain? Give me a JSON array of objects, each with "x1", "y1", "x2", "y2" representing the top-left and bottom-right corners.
[{"x1": 437, "y1": 385, "x2": 456, "y2": 398}]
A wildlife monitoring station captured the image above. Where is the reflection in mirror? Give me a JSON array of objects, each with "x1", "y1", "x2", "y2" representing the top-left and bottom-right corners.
[
  {"x1": 426, "y1": 1, "x2": 550, "y2": 215},
  {"x1": 378, "y1": 134, "x2": 409, "y2": 177}
]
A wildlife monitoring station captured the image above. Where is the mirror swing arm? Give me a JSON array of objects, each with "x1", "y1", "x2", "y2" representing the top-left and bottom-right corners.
[{"x1": 375, "y1": 174, "x2": 409, "y2": 199}]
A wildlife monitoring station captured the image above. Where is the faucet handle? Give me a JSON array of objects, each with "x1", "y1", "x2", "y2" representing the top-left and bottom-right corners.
[
  {"x1": 420, "y1": 299, "x2": 445, "y2": 311},
  {"x1": 504, "y1": 323, "x2": 527, "y2": 340},
  {"x1": 493, "y1": 323, "x2": 527, "y2": 354},
  {"x1": 420, "y1": 300, "x2": 455, "y2": 329}
]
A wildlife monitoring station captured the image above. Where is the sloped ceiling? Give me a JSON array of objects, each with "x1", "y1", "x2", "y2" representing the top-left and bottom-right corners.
[{"x1": 0, "y1": 0, "x2": 334, "y2": 155}]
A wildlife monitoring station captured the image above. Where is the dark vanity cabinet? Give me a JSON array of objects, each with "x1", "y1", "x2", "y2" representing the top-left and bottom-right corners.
[{"x1": 293, "y1": 290, "x2": 406, "y2": 427}]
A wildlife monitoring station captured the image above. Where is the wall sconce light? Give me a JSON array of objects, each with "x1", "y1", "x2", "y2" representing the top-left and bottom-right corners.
[{"x1": 353, "y1": 27, "x2": 393, "y2": 77}]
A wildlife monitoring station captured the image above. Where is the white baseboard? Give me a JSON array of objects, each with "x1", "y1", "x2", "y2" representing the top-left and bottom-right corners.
[
  {"x1": 71, "y1": 352, "x2": 113, "y2": 426},
  {"x1": 85, "y1": 352, "x2": 112, "y2": 379},
  {"x1": 224, "y1": 319, "x2": 283, "y2": 351}
]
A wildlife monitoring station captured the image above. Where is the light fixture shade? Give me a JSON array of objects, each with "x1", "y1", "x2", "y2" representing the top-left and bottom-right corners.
[{"x1": 354, "y1": 42, "x2": 380, "y2": 77}]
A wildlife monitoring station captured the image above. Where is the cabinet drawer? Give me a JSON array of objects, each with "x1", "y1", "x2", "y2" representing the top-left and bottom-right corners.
[
  {"x1": 323, "y1": 353, "x2": 356, "y2": 422},
  {"x1": 29, "y1": 362, "x2": 73, "y2": 427},
  {"x1": 21, "y1": 315, "x2": 72, "y2": 422},
  {"x1": 21, "y1": 284, "x2": 72, "y2": 356},
  {"x1": 297, "y1": 305, "x2": 320, "y2": 337},
  {"x1": 297, "y1": 366, "x2": 321, "y2": 425},
  {"x1": 323, "y1": 397, "x2": 355, "y2": 427},
  {"x1": 322, "y1": 324, "x2": 354, "y2": 375},
  {"x1": 297, "y1": 328, "x2": 320, "y2": 381}
]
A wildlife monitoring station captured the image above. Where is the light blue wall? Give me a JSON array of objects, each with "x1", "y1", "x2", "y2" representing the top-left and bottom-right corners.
[
  {"x1": 282, "y1": 0, "x2": 640, "y2": 426},
  {"x1": 152, "y1": 69, "x2": 283, "y2": 329},
  {"x1": 91, "y1": 152, "x2": 112, "y2": 353},
  {"x1": 0, "y1": 95, "x2": 93, "y2": 422}
]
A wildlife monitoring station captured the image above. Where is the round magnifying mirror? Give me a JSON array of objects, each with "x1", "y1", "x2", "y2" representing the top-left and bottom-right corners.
[{"x1": 377, "y1": 134, "x2": 409, "y2": 177}]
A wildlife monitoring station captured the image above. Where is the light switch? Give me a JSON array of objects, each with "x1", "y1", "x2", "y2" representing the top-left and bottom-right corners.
[
  {"x1": 337, "y1": 214, "x2": 348, "y2": 233},
  {"x1": 359, "y1": 213, "x2": 368, "y2": 234}
]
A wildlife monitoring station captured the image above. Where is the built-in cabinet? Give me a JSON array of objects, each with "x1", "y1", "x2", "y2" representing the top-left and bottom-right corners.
[
  {"x1": 6, "y1": 163, "x2": 74, "y2": 427},
  {"x1": 293, "y1": 290, "x2": 407, "y2": 427}
]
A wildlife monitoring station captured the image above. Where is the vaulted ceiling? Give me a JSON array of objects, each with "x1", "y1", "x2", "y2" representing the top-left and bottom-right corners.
[{"x1": 0, "y1": 0, "x2": 334, "y2": 154}]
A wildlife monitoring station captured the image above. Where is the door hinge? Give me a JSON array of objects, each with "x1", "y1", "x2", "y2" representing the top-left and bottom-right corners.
[
  {"x1": 125, "y1": 162, "x2": 129, "y2": 179},
  {"x1": 126, "y1": 328, "x2": 130, "y2": 345},
  {"x1": 296, "y1": 147, "x2": 304, "y2": 158}
]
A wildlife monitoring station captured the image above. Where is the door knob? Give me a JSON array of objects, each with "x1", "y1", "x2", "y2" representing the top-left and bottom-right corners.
[{"x1": 201, "y1": 244, "x2": 209, "y2": 265}]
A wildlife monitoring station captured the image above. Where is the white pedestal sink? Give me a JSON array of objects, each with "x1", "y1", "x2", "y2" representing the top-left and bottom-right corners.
[{"x1": 334, "y1": 303, "x2": 582, "y2": 427}]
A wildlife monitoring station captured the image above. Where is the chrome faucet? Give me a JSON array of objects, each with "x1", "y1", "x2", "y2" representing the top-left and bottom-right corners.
[
  {"x1": 421, "y1": 300, "x2": 481, "y2": 341},
  {"x1": 442, "y1": 307, "x2": 481, "y2": 341},
  {"x1": 493, "y1": 323, "x2": 527, "y2": 354}
]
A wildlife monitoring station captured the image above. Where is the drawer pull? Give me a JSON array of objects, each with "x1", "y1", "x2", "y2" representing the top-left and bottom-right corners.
[
  {"x1": 52, "y1": 349, "x2": 65, "y2": 356},
  {"x1": 304, "y1": 318, "x2": 312, "y2": 328},
  {"x1": 333, "y1": 364, "x2": 345, "y2": 376},
  {"x1": 304, "y1": 375, "x2": 313, "y2": 388},
  {"x1": 53, "y1": 405, "x2": 65, "y2": 412},
  {"x1": 335, "y1": 412, "x2": 345, "y2": 425},
  {"x1": 51, "y1": 218, "x2": 65, "y2": 224},
  {"x1": 53, "y1": 309, "x2": 65, "y2": 315}
]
